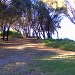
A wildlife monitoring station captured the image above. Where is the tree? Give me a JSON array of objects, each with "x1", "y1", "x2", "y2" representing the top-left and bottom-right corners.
[
  {"x1": 0, "y1": 0, "x2": 8, "y2": 41},
  {"x1": 31, "y1": 1, "x2": 61, "y2": 39},
  {"x1": 0, "y1": 0, "x2": 64, "y2": 40},
  {"x1": 64, "y1": 0, "x2": 75, "y2": 24}
]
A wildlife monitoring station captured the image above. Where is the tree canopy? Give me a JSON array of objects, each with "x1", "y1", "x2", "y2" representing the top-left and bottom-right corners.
[
  {"x1": 0, "y1": 0, "x2": 73, "y2": 40},
  {"x1": 64, "y1": 0, "x2": 75, "y2": 24}
]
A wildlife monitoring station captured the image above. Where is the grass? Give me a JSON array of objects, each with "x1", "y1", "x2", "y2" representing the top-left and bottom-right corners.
[
  {"x1": 0, "y1": 30, "x2": 23, "y2": 38},
  {"x1": 0, "y1": 54, "x2": 75, "y2": 75},
  {"x1": 8, "y1": 30, "x2": 23, "y2": 38},
  {"x1": 20, "y1": 38, "x2": 75, "y2": 75},
  {"x1": 27, "y1": 55, "x2": 75, "y2": 75},
  {"x1": 0, "y1": 53, "x2": 75, "y2": 75},
  {"x1": 41, "y1": 38, "x2": 75, "y2": 51},
  {"x1": 0, "y1": 36, "x2": 75, "y2": 75}
]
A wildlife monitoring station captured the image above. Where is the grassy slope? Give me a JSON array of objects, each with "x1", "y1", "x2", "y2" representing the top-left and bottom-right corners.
[{"x1": 42, "y1": 39, "x2": 75, "y2": 51}]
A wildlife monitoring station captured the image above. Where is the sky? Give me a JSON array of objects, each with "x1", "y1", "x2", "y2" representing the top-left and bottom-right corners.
[
  {"x1": 52, "y1": 0, "x2": 75, "y2": 41},
  {"x1": 53, "y1": 17, "x2": 75, "y2": 40}
]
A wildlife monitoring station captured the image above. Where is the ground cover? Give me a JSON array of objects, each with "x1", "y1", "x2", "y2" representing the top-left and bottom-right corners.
[{"x1": 42, "y1": 39, "x2": 75, "y2": 51}]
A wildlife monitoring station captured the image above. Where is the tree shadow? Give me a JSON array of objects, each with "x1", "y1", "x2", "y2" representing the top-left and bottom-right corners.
[
  {"x1": 0, "y1": 46, "x2": 58, "y2": 75},
  {"x1": 0, "y1": 38, "x2": 66, "y2": 75}
]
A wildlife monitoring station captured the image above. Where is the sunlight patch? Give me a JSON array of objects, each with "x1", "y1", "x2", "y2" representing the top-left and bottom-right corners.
[{"x1": 34, "y1": 54, "x2": 75, "y2": 61}]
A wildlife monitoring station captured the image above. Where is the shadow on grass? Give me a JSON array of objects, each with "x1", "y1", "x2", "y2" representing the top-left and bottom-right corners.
[
  {"x1": 0, "y1": 47, "x2": 58, "y2": 75},
  {"x1": 0, "y1": 46, "x2": 75, "y2": 75},
  {"x1": 28, "y1": 55, "x2": 75, "y2": 75},
  {"x1": 0, "y1": 38, "x2": 58, "y2": 75}
]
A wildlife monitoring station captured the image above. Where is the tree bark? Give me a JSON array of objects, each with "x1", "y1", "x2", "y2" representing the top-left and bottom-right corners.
[
  {"x1": 6, "y1": 27, "x2": 10, "y2": 41},
  {"x1": 3, "y1": 26, "x2": 6, "y2": 41}
]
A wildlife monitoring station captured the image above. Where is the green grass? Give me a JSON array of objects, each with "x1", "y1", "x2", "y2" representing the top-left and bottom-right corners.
[
  {"x1": 0, "y1": 30, "x2": 23, "y2": 38},
  {"x1": 27, "y1": 55, "x2": 75, "y2": 75},
  {"x1": 41, "y1": 39, "x2": 75, "y2": 51},
  {"x1": 0, "y1": 54, "x2": 75, "y2": 75},
  {"x1": 0, "y1": 53, "x2": 75, "y2": 75},
  {"x1": 8, "y1": 30, "x2": 23, "y2": 38}
]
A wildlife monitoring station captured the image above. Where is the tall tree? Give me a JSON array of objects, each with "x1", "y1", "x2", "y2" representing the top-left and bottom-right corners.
[
  {"x1": 65, "y1": 0, "x2": 75, "y2": 24},
  {"x1": 0, "y1": 0, "x2": 64, "y2": 40},
  {"x1": 0, "y1": 0, "x2": 8, "y2": 41}
]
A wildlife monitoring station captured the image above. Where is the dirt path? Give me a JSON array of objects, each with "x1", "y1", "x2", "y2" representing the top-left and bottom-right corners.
[{"x1": 0, "y1": 38, "x2": 75, "y2": 75}]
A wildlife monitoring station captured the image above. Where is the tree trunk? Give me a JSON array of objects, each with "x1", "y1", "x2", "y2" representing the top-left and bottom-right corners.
[
  {"x1": 40, "y1": 23, "x2": 45, "y2": 39},
  {"x1": 56, "y1": 29, "x2": 59, "y2": 39},
  {"x1": 47, "y1": 30, "x2": 50, "y2": 38},
  {"x1": 6, "y1": 27, "x2": 10, "y2": 41},
  {"x1": 46, "y1": 24, "x2": 52, "y2": 39},
  {"x1": 3, "y1": 26, "x2": 6, "y2": 41}
]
